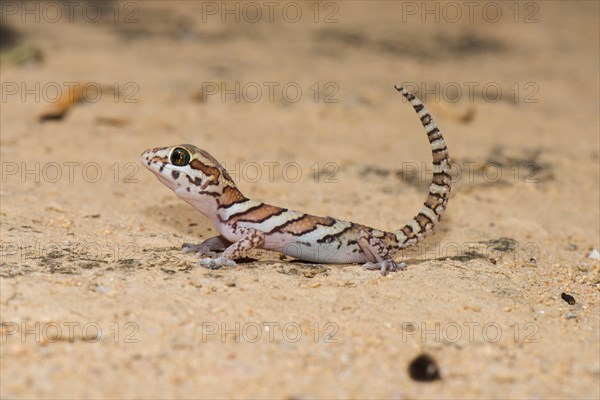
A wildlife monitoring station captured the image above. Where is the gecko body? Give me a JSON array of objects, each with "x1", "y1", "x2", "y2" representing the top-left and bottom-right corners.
[{"x1": 141, "y1": 86, "x2": 451, "y2": 274}]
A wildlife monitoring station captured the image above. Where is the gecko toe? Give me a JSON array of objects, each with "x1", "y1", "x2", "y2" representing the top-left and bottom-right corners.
[
  {"x1": 362, "y1": 260, "x2": 404, "y2": 275},
  {"x1": 199, "y1": 258, "x2": 222, "y2": 269},
  {"x1": 196, "y1": 250, "x2": 218, "y2": 258},
  {"x1": 183, "y1": 243, "x2": 218, "y2": 258},
  {"x1": 182, "y1": 243, "x2": 201, "y2": 254},
  {"x1": 199, "y1": 257, "x2": 236, "y2": 269},
  {"x1": 362, "y1": 261, "x2": 380, "y2": 271}
]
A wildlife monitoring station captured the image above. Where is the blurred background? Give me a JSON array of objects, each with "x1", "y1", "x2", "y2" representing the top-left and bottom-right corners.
[{"x1": 1, "y1": 1, "x2": 599, "y2": 399}]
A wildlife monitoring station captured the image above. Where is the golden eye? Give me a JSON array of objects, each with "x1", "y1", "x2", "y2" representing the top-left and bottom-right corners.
[{"x1": 170, "y1": 147, "x2": 191, "y2": 167}]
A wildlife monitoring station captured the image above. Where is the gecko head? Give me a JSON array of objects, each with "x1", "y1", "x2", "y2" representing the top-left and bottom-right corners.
[{"x1": 141, "y1": 144, "x2": 232, "y2": 200}]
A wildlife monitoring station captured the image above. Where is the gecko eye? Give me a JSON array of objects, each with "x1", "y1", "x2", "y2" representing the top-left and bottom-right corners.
[{"x1": 170, "y1": 148, "x2": 191, "y2": 167}]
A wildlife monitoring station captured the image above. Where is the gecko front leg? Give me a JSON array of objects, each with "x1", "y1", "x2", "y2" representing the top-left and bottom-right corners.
[
  {"x1": 199, "y1": 228, "x2": 265, "y2": 269},
  {"x1": 357, "y1": 230, "x2": 406, "y2": 275},
  {"x1": 182, "y1": 235, "x2": 232, "y2": 258}
]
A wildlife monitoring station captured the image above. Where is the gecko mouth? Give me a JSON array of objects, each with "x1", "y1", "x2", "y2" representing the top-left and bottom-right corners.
[{"x1": 155, "y1": 173, "x2": 176, "y2": 189}]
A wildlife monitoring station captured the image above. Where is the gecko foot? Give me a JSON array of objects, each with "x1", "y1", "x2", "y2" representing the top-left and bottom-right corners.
[
  {"x1": 182, "y1": 243, "x2": 217, "y2": 258},
  {"x1": 362, "y1": 260, "x2": 407, "y2": 276},
  {"x1": 182, "y1": 236, "x2": 230, "y2": 258},
  {"x1": 199, "y1": 256, "x2": 237, "y2": 269}
]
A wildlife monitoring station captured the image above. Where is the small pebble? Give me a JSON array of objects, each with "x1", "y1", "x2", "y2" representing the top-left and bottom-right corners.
[
  {"x1": 408, "y1": 354, "x2": 441, "y2": 382},
  {"x1": 524, "y1": 259, "x2": 537, "y2": 267},
  {"x1": 587, "y1": 249, "x2": 600, "y2": 260},
  {"x1": 561, "y1": 292, "x2": 576, "y2": 305},
  {"x1": 565, "y1": 312, "x2": 577, "y2": 319}
]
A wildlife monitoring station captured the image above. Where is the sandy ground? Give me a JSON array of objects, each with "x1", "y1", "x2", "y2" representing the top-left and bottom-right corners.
[{"x1": 1, "y1": 1, "x2": 599, "y2": 398}]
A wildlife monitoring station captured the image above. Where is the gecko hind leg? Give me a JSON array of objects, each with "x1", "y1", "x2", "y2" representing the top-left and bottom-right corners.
[
  {"x1": 198, "y1": 229, "x2": 265, "y2": 269},
  {"x1": 357, "y1": 230, "x2": 406, "y2": 275},
  {"x1": 182, "y1": 235, "x2": 232, "y2": 258}
]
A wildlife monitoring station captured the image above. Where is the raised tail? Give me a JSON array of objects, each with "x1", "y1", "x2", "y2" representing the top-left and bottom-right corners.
[{"x1": 393, "y1": 85, "x2": 451, "y2": 249}]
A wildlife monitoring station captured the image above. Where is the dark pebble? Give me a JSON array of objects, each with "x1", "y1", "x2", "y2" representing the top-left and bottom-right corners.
[
  {"x1": 408, "y1": 354, "x2": 441, "y2": 382},
  {"x1": 561, "y1": 292, "x2": 576, "y2": 305}
]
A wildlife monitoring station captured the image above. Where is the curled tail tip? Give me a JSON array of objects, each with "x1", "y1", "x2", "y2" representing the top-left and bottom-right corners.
[
  {"x1": 393, "y1": 82, "x2": 451, "y2": 249},
  {"x1": 394, "y1": 85, "x2": 418, "y2": 102}
]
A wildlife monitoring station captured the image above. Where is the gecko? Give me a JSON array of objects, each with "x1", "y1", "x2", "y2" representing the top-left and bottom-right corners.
[{"x1": 141, "y1": 86, "x2": 451, "y2": 275}]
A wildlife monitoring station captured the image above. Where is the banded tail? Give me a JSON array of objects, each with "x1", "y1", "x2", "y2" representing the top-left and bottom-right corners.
[{"x1": 393, "y1": 86, "x2": 451, "y2": 249}]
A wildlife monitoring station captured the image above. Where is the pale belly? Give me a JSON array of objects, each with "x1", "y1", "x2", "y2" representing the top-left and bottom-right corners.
[{"x1": 263, "y1": 233, "x2": 368, "y2": 264}]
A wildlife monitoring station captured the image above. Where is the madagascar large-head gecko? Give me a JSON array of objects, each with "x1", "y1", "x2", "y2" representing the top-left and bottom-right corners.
[{"x1": 141, "y1": 86, "x2": 451, "y2": 274}]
